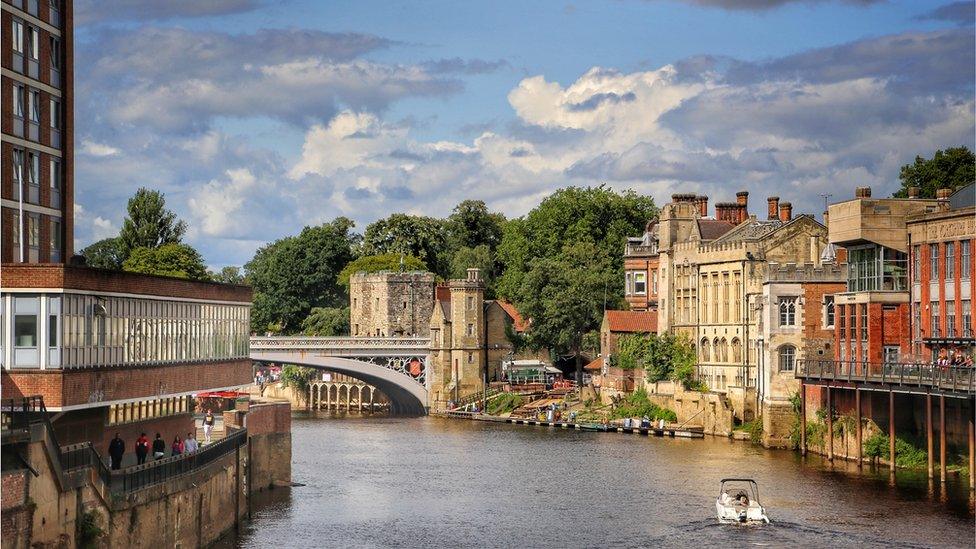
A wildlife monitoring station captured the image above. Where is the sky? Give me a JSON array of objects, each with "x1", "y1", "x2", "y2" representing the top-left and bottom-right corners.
[{"x1": 71, "y1": 0, "x2": 976, "y2": 268}]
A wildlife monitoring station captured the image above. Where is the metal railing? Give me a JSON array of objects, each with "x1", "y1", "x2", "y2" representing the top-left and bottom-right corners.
[
  {"x1": 250, "y1": 336, "x2": 429, "y2": 350},
  {"x1": 797, "y1": 360, "x2": 976, "y2": 394},
  {"x1": 109, "y1": 427, "x2": 247, "y2": 495},
  {"x1": 1, "y1": 396, "x2": 48, "y2": 432},
  {"x1": 60, "y1": 442, "x2": 112, "y2": 487}
]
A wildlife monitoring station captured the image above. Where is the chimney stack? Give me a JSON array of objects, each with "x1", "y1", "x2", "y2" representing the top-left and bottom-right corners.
[
  {"x1": 935, "y1": 188, "x2": 952, "y2": 200},
  {"x1": 855, "y1": 186, "x2": 872, "y2": 199},
  {"x1": 767, "y1": 196, "x2": 780, "y2": 220},
  {"x1": 907, "y1": 186, "x2": 921, "y2": 199},
  {"x1": 696, "y1": 195, "x2": 708, "y2": 217},
  {"x1": 467, "y1": 268, "x2": 482, "y2": 281},
  {"x1": 736, "y1": 191, "x2": 749, "y2": 223},
  {"x1": 779, "y1": 202, "x2": 793, "y2": 222}
]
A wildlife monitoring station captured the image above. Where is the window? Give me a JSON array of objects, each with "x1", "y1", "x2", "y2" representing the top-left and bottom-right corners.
[
  {"x1": 731, "y1": 338, "x2": 742, "y2": 363},
  {"x1": 28, "y1": 90, "x2": 39, "y2": 123},
  {"x1": 50, "y1": 159, "x2": 61, "y2": 207},
  {"x1": 49, "y1": 36, "x2": 60, "y2": 70},
  {"x1": 466, "y1": 323, "x2": 474, "y2": 336},
  {"x1": 633, "y1": 272, "x2": 647, "y2": 295},
  {"x1": 779, "y1": 345, "x2": 796, "y2": 372},
  {"x1": 27, "y1": 214, "x2": 39, "y2": 248},
  {"x1": 964, "y1": 300, "x2": 972, "y2": 337},
  {"x1": 912, "y1": 245, "x2": 920, "y2": 282},
  {"x1": 930, "y1": 244, "x2": 939, "y2": 279},
  {"x1": 466, "y1": 296, "x2": 474, "y2": 310},
  {"x1": 12, "y1": 150, "x2": 24, "y2": 199},
  {"x1": 883, "y1": 346, "x2": 899, "y2": 365},
  {"x1": 28, "y1": 27, "x2": 38, "y2": 60},
  {"x1": 12, "y1": 20, "x2": 24, "y2": 54},
  {"x1": 824, "y1": 296, "x2": 835, "y2": 328},
  {"x1": 14, "y1": 298, "x2": 38, "y2": 348},
  {"x1": 860, "y1": 304, "x2": 867, "y2": 341},
  {"x1": 467, "y1": 352, "x2": 474, "y2": 364},
  {"x1": 700, "y1": 338, "x2": 710, "y2": 362},
  {"x1": 50, "y1": 219, "x2": 61, "y2": 262},
  {"x1": 28, "y1": 153, "x2": 39, "y2": 187},
  {"x1": 652, "y1": 270, "x2": 658, "y2": 294},
  {"x1": 49, "y1": 313, "x2": 58, "y2": 347},
  {"x1": 625, "y1": 272, "x2": 633, "y2": 295},
  {"x1": 779, "y1": 297, "x2": 797, "y2": 326},
  {"x1": 947, "y1": 303, "x2": 956, "y2": 337},
  {"x1": 13, "y1": 85, "x2": 25, "y2": 118},
  {"x1": 931, "y1": 302, "x2": 940, "y2": 337},
  {"x1": 50, "y1": 98, "x2": 61, "y2": 129},
  {"x1": 962, "y1": 241, "x2": 971, "y2": 280},
  {"x1": 946, "y1": 242, "x2": 955, "y2": 280}
]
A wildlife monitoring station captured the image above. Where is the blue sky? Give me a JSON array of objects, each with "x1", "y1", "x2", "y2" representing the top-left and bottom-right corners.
[{"x1": 71, "y1": 0, "x2": 975, "y2": 268}]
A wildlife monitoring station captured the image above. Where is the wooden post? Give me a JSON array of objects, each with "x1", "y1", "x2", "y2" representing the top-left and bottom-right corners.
[
  {"x1": 855, "y1": 388, "x2": 862, "y2": 468},
  {"x1": 927, "y1": 392, "x2": 934, "y2": 479},
  {"x1": 800, "y1": 382, "x2": 807, "y2": 456},
  {"x1": 826, "y1": 386, "x2": 833, "y2": 461},
  {"x1": 889, "y1": 390, "x2": 896, "y2": 472},
  {"x1": 234, "y1": 443, "x2": 241, "y2": 533},
  {"x1": 940, "y1": 395, "x2": 947, "y2": 483},
  {"x1": 969, "y1": 404, "x2": 975, "y2": 491}
]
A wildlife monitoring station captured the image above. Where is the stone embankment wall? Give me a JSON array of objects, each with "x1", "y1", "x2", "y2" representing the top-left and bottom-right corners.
[
  {"x1": 643, "y1": 380, "x2": 734, "y2": 436},
  {"x1": 225, "y1": 400, "x2": 292, "y2": 491}
]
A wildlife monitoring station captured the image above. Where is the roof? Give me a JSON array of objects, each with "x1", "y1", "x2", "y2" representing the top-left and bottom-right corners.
[
  {"x1": 697, "y1": 219, "x2": 736, "y2": 241},
  {"x1": 583, "y1": 357, "x2": 604, "y2": 371},
  {"x1": 604, "y1": 310, "x2": 658, "y2": 333},
  {"x1": 950, "y1": 183, "x2": 974, "y2": 210},
  {"x1": 496, "y1": 300, "x2": 529, "y2": 332},
  {"x1": 435, "y1": 285, "x2": 451, "y2": 302}
]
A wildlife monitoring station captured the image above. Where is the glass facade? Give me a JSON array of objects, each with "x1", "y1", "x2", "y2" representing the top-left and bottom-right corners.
[{"x1": 847, "y1": 245, "x2": 908, "y2": 292}]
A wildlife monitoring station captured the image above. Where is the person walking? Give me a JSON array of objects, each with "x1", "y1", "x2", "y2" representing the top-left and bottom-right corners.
[
  {"x1": 108, "y1": 433, "x2": 125, "y2": 470},
  {"x1": 203, "y1": 411, "x2": 215, "y2": 444},
  {"x1": 171, "y1": 435, "x2": 184, "y2": 457},
  {"x1": 152, "y1": 433, "x2": 166, "y2": 460},
  {"x1": 184, "y1": 432, "x2": 199, "y2": 454},
  {"x1": 135, "y1": 432, "x2": 150, "y2": 465}
]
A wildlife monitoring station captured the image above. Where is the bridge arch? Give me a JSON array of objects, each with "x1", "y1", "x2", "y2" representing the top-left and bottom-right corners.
[{"x1": 251, "y1": 352, "x2": 428, "y2": 415}]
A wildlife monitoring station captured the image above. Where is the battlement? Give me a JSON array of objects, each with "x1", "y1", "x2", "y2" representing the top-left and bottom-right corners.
[{"x1": 765, "y1": 261, "x2": 847, "y2": 282}]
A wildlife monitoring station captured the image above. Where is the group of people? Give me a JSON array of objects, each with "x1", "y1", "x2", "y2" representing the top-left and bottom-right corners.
[
  {"x1": 936, "y1": 348, "x2": 974, "y2": 368},
  {"x1": 106, "y1": 411, "x2": 217, "y2": 470}
]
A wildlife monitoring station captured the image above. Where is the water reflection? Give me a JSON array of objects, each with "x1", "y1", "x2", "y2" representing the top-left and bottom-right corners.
[{"x1": 220, "y1": 416, "x2": 974, "y2": 548}]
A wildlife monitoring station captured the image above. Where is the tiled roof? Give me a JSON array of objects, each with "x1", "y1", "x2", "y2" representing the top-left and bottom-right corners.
[
  {"x1": 697, "y1": 219, "x2": 736, "y2": 241},
  {"x1": 604, "y1": 310, "x2": 658, "y2": 333},
  {"x1": 496, "y1": 300, "x2": 529, "y2": 332},
  {"x1": 584, "y1": 357, "x2": 604, "y2": 371},
  {"x1": 435, "y1": 285, "x2": 451, "y2": 302}
]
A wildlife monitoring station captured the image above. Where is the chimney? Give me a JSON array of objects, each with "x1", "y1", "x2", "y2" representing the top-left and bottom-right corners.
[
  {"x1": 736, "y1": 191, "x2": 749, "y2": 223},
  {"x1": 935, "y1": 188, "x2": 952, "y2": 200},
  {"x1": 467, "y1": 268, "x2": 481, "y2": 281},
  {"x1": 696, "y1": 195, "x2": 708, "y2": 217},
  {"x1": 779, "y1": 202, "x2": 793, "y2": 222},
  {"x1": 767, "y1": 196, "x2": 780, "y2": 220},
  {"x1": 736, "y1": 204, "x2": 746, "y2": 224},
  {"x1": 907, "y1": 186, "x2": 920, "y2": 199},
  {"x1": 855, "y1": 186, "x2": 872, "y2": 199}
]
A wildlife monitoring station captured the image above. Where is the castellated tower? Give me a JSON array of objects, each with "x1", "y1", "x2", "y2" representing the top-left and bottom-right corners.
[
  {"x1": 349, "y1": 271, "x2": 435, "y2": 337},
  {"x1": 449, "y1": 268, "x2": 486, "y2": 397}
]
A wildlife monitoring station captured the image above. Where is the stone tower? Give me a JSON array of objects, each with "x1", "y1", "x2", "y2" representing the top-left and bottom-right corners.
[
  {"x1": 349, "y1": 271, "x2": 435, "y2": 337},
  {"x1": 448, "y1": 268, "x2": 486, "y2": 398}
]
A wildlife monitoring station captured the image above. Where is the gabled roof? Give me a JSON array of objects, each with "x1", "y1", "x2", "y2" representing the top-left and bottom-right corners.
[
  {"x1": 496, "y1": 300, "x2": 529, "y2": 332},
  {"x1": 435, "y1": 285, "x2": 451, "y2": 302},
  {"x1": 604, "y1": 310, "x2": 658, "y2": 333},
  {"x1": 584, "y1": 357, "x2": 604, "y2": 371},
  {"x1": 697, "y1": 219, "x2": 736, "y2": 241},
  {"x1": 710, "y1": 218, "x2": 782, "y2": 244}
]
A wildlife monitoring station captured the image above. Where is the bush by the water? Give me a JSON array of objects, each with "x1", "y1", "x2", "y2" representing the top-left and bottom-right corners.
[
  {"x1": 487, "y1": 393, "x2": 524, "y2": 415},
  {"x1": 610, "y1": 388, "x2": 677, "y2": 422},
  {"x1": 864, "y1": 433, "x2": 928, "y2": 469}
]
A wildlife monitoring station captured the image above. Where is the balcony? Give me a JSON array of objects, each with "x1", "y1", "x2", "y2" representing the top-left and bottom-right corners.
[{"x1": 797, "y1": 359, "x2": 975, "y2": 396}]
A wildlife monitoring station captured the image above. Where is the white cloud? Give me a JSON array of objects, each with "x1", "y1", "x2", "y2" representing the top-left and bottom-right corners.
[
  {"x1": 73, "y1": 204, "x2": 119, "y2": 251},
  {"x1": 80, "y1": 141, "x2": 120, "y2": 157},
  {"x1": 188, "y1": 169, "x2": 261, "y2": 237}
]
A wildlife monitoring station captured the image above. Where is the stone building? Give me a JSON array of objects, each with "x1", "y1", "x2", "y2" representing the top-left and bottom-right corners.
[
  {"x1": 759, "y1": 261, "x2": 847, "y2": 447},
  {"x1": 349, "y1": 271, "x2": 435, "y2": 337}
]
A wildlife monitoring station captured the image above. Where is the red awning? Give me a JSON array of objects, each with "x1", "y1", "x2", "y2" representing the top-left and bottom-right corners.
[{"x1": 195, "y1": 391, "x2": 248, "y2": 399}]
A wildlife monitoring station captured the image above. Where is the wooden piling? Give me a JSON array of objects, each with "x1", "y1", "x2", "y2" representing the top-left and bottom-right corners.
[
  {"x1": 889, "y1": 390, "x2": 895, "y2": 472},
  {"x1": 826, "y1": 386, "x2": 833, "y2": 461},
  {"x1": 940, "y1": 395, "x2": 947, "y2": 483},
  {"x1": 926, "y1": 392, "x2": 934, "y2": 479},
  {"x1": 855, "y1": 389, "x2": 862, "y2": 468}
]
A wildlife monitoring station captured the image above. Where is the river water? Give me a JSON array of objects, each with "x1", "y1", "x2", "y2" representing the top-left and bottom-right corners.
[{"x1": 223, "y1": 414, "x2": 974, "y2": 548}]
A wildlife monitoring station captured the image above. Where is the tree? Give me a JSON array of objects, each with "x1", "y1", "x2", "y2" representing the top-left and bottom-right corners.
[
  {"x1": 893, "y1": 146, "x2": 975, "y2": 198},
  {"x1": 361, "y1": 214, "x2": 449, "y2": 276},
  {"x1": 245, "y1": 218, "x2": 357, "y2": 333},
  {"x1": 301, "y1": 307, "x2": 350, "y2": 336},
  {"x1": 449, "y1": 244, "x2": 497, "y2": 297},
  {"x1": 212, "y1": 266, "x2": 245, "y2": 285},
  {"x1": 497, "y1": 186, "x2": 656, "y2": 353},
  {"x1": 80, "y1": 237, "x2": 124, "y2": 270},
  {"x1": 118, "y1": 188, "x2": 187, "y2": 259},
  {"x1": 616, "y1": 332, "x2": 697, "y2": 387},
  {"x1": 337, "y1": 253, "x2": 427, "y2": 290},
  {"x1": 445, "y1": 200, "x2": 506, "y2": 251},
  {"x1": 122, "y1": 243, "x2": 210, "y2": 281}
]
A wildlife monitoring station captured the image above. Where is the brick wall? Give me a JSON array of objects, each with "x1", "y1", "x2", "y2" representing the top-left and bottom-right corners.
[
  {"x1": 242, "y1": 401, "x2": 291, "y2": 436},
  {"x1": 0, "y1": 264, "x2": 252, "y2": 302},
  {"x1": 0, "y1": 470, "x2": 31, "y2": 549},
  {"x1": 1, "y1": 359, "x2": 253, "y2": 408}
]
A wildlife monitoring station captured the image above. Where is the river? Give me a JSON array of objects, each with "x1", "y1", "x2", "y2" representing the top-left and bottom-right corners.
[{"x1": 221, "y1": 413, "x2": 974, "y2": 548}]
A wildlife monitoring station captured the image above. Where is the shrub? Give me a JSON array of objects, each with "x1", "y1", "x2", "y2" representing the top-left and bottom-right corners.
[
  {"x1": 77, "y1": 510, "x2": 104, "y2": 549},
  {"x1": 609, "y1": 387, "x2": 677, "y2": 422},
  {"x1": 487, "y1": 393, "x2": 524, "y2": 415},
  {"x1": 864, "y1": 433, "x2": 928, "y2": 469}
]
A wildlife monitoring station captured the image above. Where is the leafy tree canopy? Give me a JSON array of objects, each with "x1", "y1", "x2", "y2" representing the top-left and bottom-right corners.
[
  {"x1": 337, "y1": 253, "x2": 427, "y2": 289},
  {"x1": 80, "y1": 237, "x2": 124, "y2": 270},
  {"x1": 449, "y1": 244, "x2": 497, "y2": 298},
  {"x1": 361, "y1": 214, "x2": 449, "y2": 276},
  {"x1": 301, "y1": 307, "x2": 350, "y2": 336},
  {"x1": 212, "y1": 266, "x2": 245, "y2": 285},
  {"x1": 118, "y1": 188, "x2": 187, "y2": 259},
  {"x1": 893, "y1": 146, "x2": 975, "y2": 198},
  {"x1": 245, "y1": 218, "x2": 357, "y2": 333},
  {"x1": 122, "y1": 243, "x2": 210, "y2": 281},
  {"x1": 615, "y1": 332, "x2": 697, "y2": 388},
  {"x1": 445, "y1": 200, "x2": 506, "y2": 251}
]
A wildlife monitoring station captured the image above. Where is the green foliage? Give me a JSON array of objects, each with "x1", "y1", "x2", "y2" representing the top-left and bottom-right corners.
[
  {"x1": 581, "y1": 331, "x2": 601, "y2": 357},
  {"x1": 361, "y1": 214, "x2": 449, "y2": 276},
  {"x1": 893, "y1": 146, "x2": 974, "y2": 199},
  {"x1": 122, "y1": 243, "x2": 210, "y2": 280},
  {"x1": 863, "y1": 433, "x2": 928, "y2": 469},
  {"x1": 212, "y1": 266, "x2": 245, "y2": 284},
  {"x1": 487, "y1": 392, "x2": 524, "y2": 415},
  {"x1": 609, "y1": 387, "x2": 677, "y2": 422},
  {"x1": 301, "y1": 307, "x2": 350, "y2": 336},
  {"x1": 449, "y1": 244, "x2": 497, "y2": 297},
  {"x1": 118, "y1": 188, "x2": 187, "y2": 259},
  {"x1": 80, "y1": 237, "x2": 124, "y2": 270},
  {"x1": 338, "y1": 253, "x2": 427, "y2": 289},
  {"x1": 245, "y1": 218, "x2": 357, "y2": 333},
  {"x1": 496, "y1": 186, "x2": 656, "y2": 353},
  {"x1": 737, "y1": 418, "x2": 764, "y2": 444},
  {"x1": 445, "y1": 199, "x2": 506, "y2": 251},
  {"x1": 280, "y1": 365, "x2": 316, "y2": 403},
  {"x1": 77, "y1": 509, "x2": 104, "y2": 549},
  {"x1": 615, "y1": 332, "x2": 698, "y2": 389}
]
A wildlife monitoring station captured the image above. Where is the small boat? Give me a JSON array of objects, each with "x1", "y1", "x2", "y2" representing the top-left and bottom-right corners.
[
  {"x1": 578, "y1": 423, "x2": 609, "y2": 432},
  {"x1": 715, "y1": 478, "x2": 770, "y2": 524}
]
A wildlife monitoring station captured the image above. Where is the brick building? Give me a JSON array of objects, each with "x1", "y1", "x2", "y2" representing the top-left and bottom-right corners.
[
  {"x1": 2, "y1": 0, "x2": 73, "y2": 263},
  {"x1": 623, "y1": 220, "x2": 660, "y2": 311},
  {"x1": 907, "y1": 184, "x2": 975, "y2": 360}
]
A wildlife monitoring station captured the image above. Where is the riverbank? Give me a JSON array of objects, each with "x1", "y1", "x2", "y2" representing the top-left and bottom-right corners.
[{"x1": 436, "y1": 410, "x2": 704, "y2": 438}]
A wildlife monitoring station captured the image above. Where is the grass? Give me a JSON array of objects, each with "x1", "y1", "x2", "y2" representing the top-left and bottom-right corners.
[
  {"x1": 736, "y1": 418, "x2": 764, "y2": 444},
  {"x1": 608, "y1": 388, "x2": 677, "y2": 422},
  {"x1": 486, "y1": 392, "x2": 524, "y2": 415}
]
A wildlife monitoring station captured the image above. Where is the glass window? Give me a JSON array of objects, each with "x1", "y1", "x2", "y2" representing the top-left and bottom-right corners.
[
  {"x1": 466, "y1": 323, "x2": 474, "y2": 336},
  {"x1": 12, "y1": 149, "x2": 24, "y2": 189},
  {"x1": 13, "y1": 85, "x2": 24, "y2": 118},
  {"x1": 50, "y1": 219, "x2": 61, "y2": 261},
  {"x1": 50, "y1": 98, "x2": 61, "y2": 129},
  {"x1": 12, "y1": 20, "x2": 24, "y2": 54},
  {"x1": 930, "y1": 244, "x2": 939, "y2": 279},
  {"x1": 48, "y1": 314, "x2": 58, "y2": 347},
  {"x1": 912, "y1": 245, "x2": 920, "y2": 282},
  {"x1": 779, "y1": 346, "x2": 796, "y2": 372},
  {"x1": 824, "y1": 296, "x2": 835, "y2": 327},
  {"x1": 625, "y1": 272, "x2": 633, "y2": 295},
  {"x1": 946, "y1": 242, "x2": 955, "y2": 280},
  {"x1": 28, "y1": 27, "x2": 38, "y2": 60},
  {"x1": 947, "y1": 305, "x2": 956, "y2": 337},
  {"x1": 633, "y1": 272, "x2": 646, "y2": 295},
  {"x1": 860, "y1": 304, "x2": 867, "y2": 341},
  {"x1": 964, "y1": 300, "x2": 972, "y2": 337},
  {"x1": 28, "y1": 90, "x2": 39, "y2": 123},
  {"x1": 28, "y1": 153, "x2": 39, "y2": 187},
  {"x1": 779, "y1": 297, "x2": 797, "y2": 326},
  {"x1": 962, "y1": 241, "x2": 971, "y2": 280},
  {"x1": 652, "y1": 270, "x2": 658, "y2": 294},
  {"x1": 931, "y1": 302, "x2": 940, "y2": 337},
  {"x1": 49, "y1": 36, "x2": 60, "y2": 69},
  {"x1": 883, "y1": 346, "x2": 899, "y2": 365},
  {"x1": 27, "y1": 214, "x2": 39, "y2": 248},
  {"x1": 466, "y1": 296, "x2": 473, "y2": 310}
]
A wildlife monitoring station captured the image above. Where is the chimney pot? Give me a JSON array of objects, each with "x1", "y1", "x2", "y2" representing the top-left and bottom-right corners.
[
  {"x1": 907, "y1": 186, "x2": 921, "y2": 199},
  {"x1": 779, "y1": 202, "x2": 793, "y2": 222},
  {"x1": 855, "y1": 186, "x2": 872, "y2": 199},
  {"x1": 935, "y1": 188, "x2": 952, "y2": 200},
  {"x1": 696, "y1": 195, "x2": 708, "y2": 217},
  {"x1": 767, "y1": 196, "x2": 780, "y2": 220},
  {"x1": 467, "y1": 268, "x2": 481, "y2": 281}
]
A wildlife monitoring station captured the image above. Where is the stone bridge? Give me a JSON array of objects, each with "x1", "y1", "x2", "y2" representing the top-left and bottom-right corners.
[{"x1": 249, "y1": 337, "x2": 430, "y2": 415}]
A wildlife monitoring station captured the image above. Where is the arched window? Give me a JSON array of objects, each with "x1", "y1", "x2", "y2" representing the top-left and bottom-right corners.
[
  {"x1": 731, "y1": 337, "x2": 742, "y2": 363},
  {"x1": 779, "y1": 345, "x2": 796, "y2": 372},
  {"x1": 700, "y1": 338, "x2": 711, "y2": 362},
  {"x1": 779, "y1": 297, "x2": 797, "y2": 326},
  {"x1": 713, "y1": 338, "x2": 721, "y2": 362},
  {"x1": 720, "y1": 338, "x2": 728, "y2": 362}
]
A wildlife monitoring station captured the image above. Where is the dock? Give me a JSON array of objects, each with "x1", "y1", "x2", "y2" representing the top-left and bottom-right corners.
[{"x1": 436, "y1": 411, "x2": 705, "y2": 438}]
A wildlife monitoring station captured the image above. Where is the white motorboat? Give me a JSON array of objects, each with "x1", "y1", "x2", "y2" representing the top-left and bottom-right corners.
[{"x1": 715, "y1": 478, "x2": 770, "y2": 524}]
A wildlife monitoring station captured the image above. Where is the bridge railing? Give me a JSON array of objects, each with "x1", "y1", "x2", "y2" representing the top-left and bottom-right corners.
[
  {"x1": 250, "y1": 336, "x2": 430, "y2": 350},
  {"x1": 797, "y1": 359, "x2": 975, "y2": 394}
]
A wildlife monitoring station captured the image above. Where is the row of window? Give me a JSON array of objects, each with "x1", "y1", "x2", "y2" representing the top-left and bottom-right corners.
[
  {"x1": 700, "y1": 272, "x2": 743, "y2": 325},
  {"x1": 11, "y1": 147, "x2": 62, "y2": 209},
  {"x1": 11, "y1": 84, "x2": 62, "y2": 146},
  {"x1": 11, "y1": 14, "x2": 63, "y2": 85},
  {"x1": 912, "y1": 241, "x2": 972, "y2": 282},
  {"x1": 9, "y1": 0, "x2": 62, "y2": 27},
  {"x1": 9, "y1": 211, "x2": 61, "y2": 263},
  {"x1": 698, "y1": 337, "x2": 742, "y2": 364},
  {"x1": 922, "y1": 300, "x2": 973, "y2": 338},
  {"x1": 847, "y1": 245, "x2": 909, "y2": 292},
  {"x1": 624, "y1": 270, "x2": 658, "y2": 296}
]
